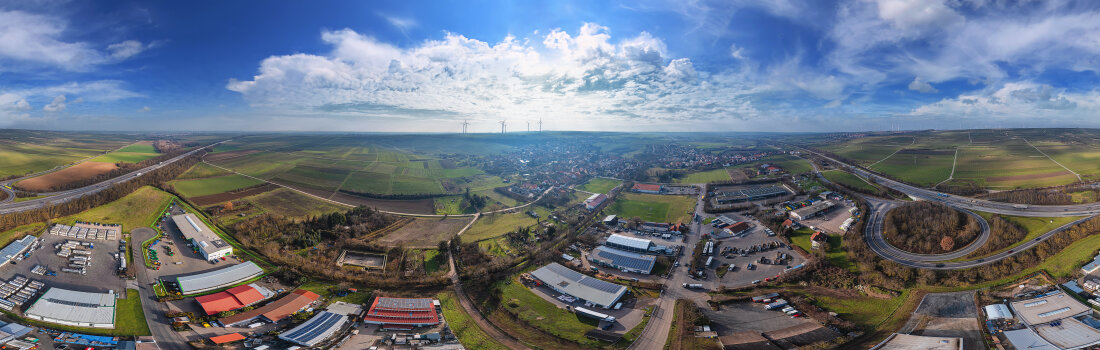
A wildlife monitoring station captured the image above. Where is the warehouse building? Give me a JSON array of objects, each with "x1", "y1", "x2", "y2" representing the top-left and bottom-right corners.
[
  {"x1": 1081, "y1": 252, "x2": 1100, "y2": 274},
  {"x1": 176, "y1": 261, "x2": 264, "y2": 295},
  {"x1": 362, "y1": 297, "x2": 441, "y2": 328},
  {"x1": 218, "y1": 289, "x2": 319, "y2": 327},
  {"x1": 0, "y1": 235, "x2": 35, "y2": 267},
  {"x1": 529, "y1": 263, "x2": 627, "y2": 309},
  {"x1": 713, "y1": 185, "x2": 789, "y2": 204},
  {"x1": 605, "y1": 234, "x2": 654, "y2": 254},
  {"x1": 278, "y1": 311, "x2": 348, "y2": 347},
  {"x1": 1010, "y1": 292, "x2": 1092, "y2": 326},
  {"x1": 588, "y1": 246, "x2": 656, "y2": 274},
  {"x1": 584, "y1": 193, "x2": 608, "y2": 210},
  {"x1": 24, "y1": 288, "x2": 116, "y2": 329},
  {"x1": 789, "y1": 201, "x2": 834, "y2": 221},
  {"x1": 171, "y1": 214, "x2": 233, "y2": 261},
  {"x1": 1002, "y1": 291, "x2": 1100, "y2": 350},
  {"x1": 194, "y1": 284, "x2": 274, "y2": 315}
]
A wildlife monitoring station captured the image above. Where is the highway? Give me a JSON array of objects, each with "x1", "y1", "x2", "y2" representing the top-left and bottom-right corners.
[
  {"x1": 0, "y1": 142, "x2": 225, "y2": 215},
  {"x1": 801, "y1": 147, "x2": 1098, "y2": 269}
]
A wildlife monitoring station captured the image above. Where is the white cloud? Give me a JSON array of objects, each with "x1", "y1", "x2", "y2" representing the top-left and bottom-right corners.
[
  {"x1": 909, "y1": 82, "x2": 1093, "y2": 122},
  {"x1": 380, "y1": 14, "x2": 417, "y2": 32},
  {"x1": 908, "y1": 77, "x2": 938, "y2": 93},
  {"x1": 138, "y1": 106, "x2": 150, "y2": 113},
  {"x1": 228, "y1": 23, "x2": 764, "y2": 128},
  {"x1": 729, "y1": 43, "x2": 745, "y2": 59},
  {"x1": 43, "y1": 94, "x2": 66, "y2": 112},
  {"x1": 107, "y1": 40, "x2": 149, "y2": 60},
  {"x1": 0, "y1": 10, "x2": 152, "y2": 71}
]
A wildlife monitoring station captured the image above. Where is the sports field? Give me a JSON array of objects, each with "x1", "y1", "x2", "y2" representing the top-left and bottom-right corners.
[
  {"x1": 92, "y1": 141, "x2": 160, "y2": 163},
  {"x1": 605, "y1": 192, "x2": 695, "y2": 223},
  {"x1": 578, "y1": 178, "x2": 622, "y2": 193},
  {"x1": 674, "y1": 168, "x2": 731, "y2": 184}
]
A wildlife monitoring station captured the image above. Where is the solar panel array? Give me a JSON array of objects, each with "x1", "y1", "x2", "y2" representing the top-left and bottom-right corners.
[
  {"x1": 579, "y1": 275, "x2": 627, "y2": 294},
  {"x1": 376, "y1": 297, "x2": 432, "y2": 310},
  {"x1": 546, "y1": 262, "x2": 586, "y2": 281},
  {"x1": 592, "y1": 246, "x2": 655, "y2": 272},
  {"x1": 279, "y1": 311, "x2": 347, "y2": 346},
  {"x1": 531, "y1": 263, "x2": 628, "y2": 307}
]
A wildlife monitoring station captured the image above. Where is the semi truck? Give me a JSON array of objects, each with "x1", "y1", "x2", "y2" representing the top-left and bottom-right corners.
[
  {"x1": 765, "y1": 299, "x2": 788, "y2": 310},
  {"x1": 61, "y1": 268, "x2": 86, "y2": 275},
  {"x1": 683, "y1": 283, "x2": 704, "y2": 289},
  {"x1": 574, "y1": 307, "x2": 616, "y2": 322}
]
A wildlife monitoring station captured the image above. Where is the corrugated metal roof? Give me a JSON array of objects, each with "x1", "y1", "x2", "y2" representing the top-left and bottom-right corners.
[
  {"x1": 590, "y1": 246, "x2": 655, "y2": 273},
  {"x1": 177, "y1": 261, "x2": 263, "y2": 294},
  {"x1": 984, "y1": 304, "x2": 1012, "y2": 320},
  {"x1": 24, "y1": 288, "x2": 116, "y2": 326},
  {"x1": 278, "y1": 311, "x2": 347, "y2": 347},
  {"x1": 0, "y1": 235, "x2": 35, "y2": 262},
  {"x1": 606, "y1": 234, "x2": 652, "y2": 251},
  {"x1": 529, "y1": 263, "x2": 627, "y2": 307}
]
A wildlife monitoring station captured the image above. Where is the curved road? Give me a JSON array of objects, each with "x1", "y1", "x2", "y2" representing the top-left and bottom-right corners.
[
  {"x1": 0, "y1": 142, "x2": 226, "y2": 215},
  {"x1": 863, "y1": 197, "x2": 992, "y2": 262},
  {"x1": 801, "y1": 147, "x2": 1098, "y2": 269}
]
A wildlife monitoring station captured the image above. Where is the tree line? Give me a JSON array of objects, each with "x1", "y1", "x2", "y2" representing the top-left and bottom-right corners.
[{"x1": 980, "y1": 184, "x2": 1099, "y2": 205}]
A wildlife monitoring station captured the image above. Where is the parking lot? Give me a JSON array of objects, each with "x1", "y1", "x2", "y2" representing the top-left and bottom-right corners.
[
  {"x1": 798, "y1": 200, "x2": 856, "y2": 234},
  {"x1": 526, "y1": 282, "x2": 652, "y2": 333},
  {"x1": 146, "y1": 203, "x2": 245, "y2": 284},
  {"x1": 703, "y1": 301, "x2": 815, "y2": 335},
  {"x1": 699, "y1": 215, "x2": 807, "y2": 289},
  {"x1": 0, "y1": 229, "x2": 127, "y2": 294}
]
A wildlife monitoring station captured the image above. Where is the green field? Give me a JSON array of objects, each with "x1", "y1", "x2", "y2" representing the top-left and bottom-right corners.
[
  {"x1": 789, "y1": 227, "x2": 854, "y2": 270},
  {"x1": 176, "y1": 162, "x2": 230, "y2": 179},
  {"x1": 870, "y1": 150, "x2": 955, "y2": 186},
  {"x1": 65, "y1": 186, "x2": 173, "y2": 232},
  {"x1": 437, "y1": 292, "x2": 509, "y2": 350},
  {"x1": 605, "y1": 193, "x2": 696, "y2": 223},
  {"x1": 0, "y1": 133, "x2": 131, "y2": 178},
  {"x1": 115, "y1": 289, "x2": 151, "y2": 335},
  {"x1": 463, "y1": 206, "x2": 552, "y2": 241},
  {"x1": 821, "y1": 170, "x2": 879, "y2": 192},
  {"x1": 952, "y1": 142, "x2": 1078, "y2": 188},
  {"x1": 768, "y1": 154, "x2": 814, "y2": 175},
  {"x1": 496, "y1": 280, "x2": 601, "y2": 347},
  {"x1": 297, "y1": 281, "x2": 374, "y2": 305},
  {"x1": 92, "y1": 142, "x2": 160, "y2": 164},
  {"x1": 674, "y1": 168, "x2": 731, "y2": 184},
  {"x1": 242, "y1": 188, "x2": 347, "y2": 218},
  {"x1": 962, "y1": 213, "x2": 1086, "y2": 260},
  {"x1": 579, "y1": 178, "x2": 622, "y2": 193},
  {"x1": 804, "y1": 289, "x2": 912, "y2": 331},
  {"x1": 170, "y1": 174, "x2": 263, "y2": 197}
]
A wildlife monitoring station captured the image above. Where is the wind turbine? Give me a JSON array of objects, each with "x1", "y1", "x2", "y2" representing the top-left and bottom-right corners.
[
  {"x1": 499, "y1": 120, "x2": 507, "y2": 134},
  {"x1": 461, "y1": 120, "x2": 469, "y2": 134},
  {"x1": 538, "y1": 118, "x2": 543, "y2": 132},
  {"x1": 527, "y1": 121, "x2": 530, "y2": 133}
]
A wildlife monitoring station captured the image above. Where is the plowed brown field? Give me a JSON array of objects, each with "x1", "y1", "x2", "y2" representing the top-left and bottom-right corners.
[{"x1": 16, "y1": 161, "x2": 118, "y2": 192}]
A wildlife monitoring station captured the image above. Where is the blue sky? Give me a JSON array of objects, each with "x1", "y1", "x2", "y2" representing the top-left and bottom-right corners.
[{"x1": 1, "y1": 0, "x2": 1099, "y2": 132}]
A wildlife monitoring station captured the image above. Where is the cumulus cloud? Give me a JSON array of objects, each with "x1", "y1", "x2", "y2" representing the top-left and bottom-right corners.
[
  {"x1": 228, "y1": 23, "x2": 764, "y2": 127},
  {"x1": 909, "y1": 82, "x2": 1091, "y2": 122},
  {"x1": 0, "y1": 10, "x2": 152, "y2": 71},
  {"x1": 43, "y1": 94, "x2": 66, "y2": 112},
  {"x1": 908, "y1": 77, "x2": 938, "y2": 93}
]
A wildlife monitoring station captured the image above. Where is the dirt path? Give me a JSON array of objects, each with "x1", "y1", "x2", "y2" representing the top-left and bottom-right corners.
[
  {"x1": 447, "y1": 252, "x2": 530, "y2": 350},
  {"x1": 1023, "y1": 137, "x2": 1082, "y2": 181}
]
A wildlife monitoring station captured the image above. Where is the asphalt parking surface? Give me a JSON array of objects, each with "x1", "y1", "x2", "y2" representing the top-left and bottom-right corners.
[{"x1": 0, "y1": 230, "x2": 127, "y2": 294}]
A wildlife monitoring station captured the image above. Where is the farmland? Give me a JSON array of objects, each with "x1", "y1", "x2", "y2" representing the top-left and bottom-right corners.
[
  {"x1": 870, "y1": 149, "x2": 955, "y2": 186},
  {"x1": 239, "y1": 188, "x2": 347, "y2": 219},
  {"x1": 15, "y1": 161, "x2": 118, "y2": 192},
  {"x1": 0, "y1": 130, "x2": 133, "y2": 178},
  {"x1": 376, "y1": 217, "x2": 472, "y2": 248},
  {"x1": 605, "y1": 193, "x2": 695, "y2": 223},
  {"x1": 767, "y1": 154, "x2": 814, "y2": 175},
  {"x1": 463, "y1": 206, "x2": 553, "y2": 242},
  {"x1": 170, "y1": 174, "x2": 264, "y2": 197},
  {"x1": 92, "y1": 141, "x2": 161, "y2": 163},
  {"x1": 951, "y1": 142, "x2": 1077, "y2": 188},
  {"x1": 673, "y1": 168, "x2": 731, "y2": 184},
  {"x1": 821, "y1": 170, "x2": 879, "y2": 193}
]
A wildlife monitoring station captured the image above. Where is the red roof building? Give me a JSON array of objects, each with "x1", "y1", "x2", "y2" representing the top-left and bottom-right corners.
[
  {"x1": 632, "y1": 183, "x2": 662, "y2": 193},
  {"x1": 726, "y1": 221, "x2": 751, "y2": 234},
  {"x1": 209, "y1": 333, "x2": 245, "y2": 344},
  {"x1": 195, "y1": 284, "x2": 268, "y2": 315},
  {"x1": 362, "y1": 297, "x2": 440, "y2": 327},
  {"x1": 217, "y1": 289, "x2": 320, "y2": 326}
]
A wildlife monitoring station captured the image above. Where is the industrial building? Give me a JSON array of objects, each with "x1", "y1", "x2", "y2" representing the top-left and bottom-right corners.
[
  {"x1": 789, "y1": 201, "x2": 835, "y2": 221},
  {"x1": 584, "y1": 193, "x2": 608, "y2": 210},
  {"x1": 1081, "y1": 252, "x2": 1100, "y2": 274},
  {"x1": 171, "y1": 213, "x2": 233, "y2": 260},
  {"x1": 985, "y1": 304, "x2": 1012, "y2": 320},
  {"x1": 632, "y1": 183, "x2": 662, "y2": 194},
  {"x1": 24, "y1": 288, "x2": 116, "y2": 329},
  {"x1": 278, "y1": 311, "x2": 348, "y2": 347},
  {"x1": 176, "y1": 261, "x2": 264, "y2": 295},
  {"x1": 588, "y1": 245, "x2": 656, "y2": 274},
  {"x1": 722, "y1": 221, "x2": 751, "y2": 236},
  {"x1": 529, "y1": 263, "x2": 627, "y2": 309},
  {"x1": 870, "y1": 333, "x2": 962, "y2": 350},
  {"x1": 1002, "y1": 291, "x2": 1100, "y2": 350},
  {"x1": 605, "y1": 234, "x2": 655, "y2": 254},
  {"x1": 712, "y1": 185, "x2": 789, "y2": 204},
  {"x1": 362, "y1": 297, "x2": 441, "y2": 328},
  {"x1": 0, "y1": 235, "x2": 35, "y2": 267},
  {"x1": 194, "y1": 283, "x2": 274, "y2": 315},
  {"x1": 218, "y1": 289, "x2": 320, "y2": 326},
  {"x1": 602, "y1": 215, "x2": 619, "y2": 226}
]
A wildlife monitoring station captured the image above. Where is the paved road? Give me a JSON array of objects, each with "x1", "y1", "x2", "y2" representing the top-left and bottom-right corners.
[
  {"x1": 800, "y1": 148, "x2": 1098, "y2": 269},
  {"x1": 0, "y1": 142, "x2": 226, "y2": 215},
  {"x1": 132, "y1": 227, "x2": 192, "y2": 350},
  {"x1": 863, "y1": 197, "x2": 992, "y2": 262},
  {"x1": 802, "y1": 148, "x2": 1100, "y2": 217}
]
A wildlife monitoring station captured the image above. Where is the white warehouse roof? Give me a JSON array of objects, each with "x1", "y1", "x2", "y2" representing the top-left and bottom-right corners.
[
  {"x1": 177, "y1": 261, "x2": 264, "y2": 294},
  {"x1": 530, "y1": 263, "x2": 627, "y2": 308},
  {"x1": 1003, "y1": 329, "x2": 1058, "y2": 350},
  {"x1": 606, "y1": 234, "x2": 653, "y2": 251},
  {"x1": 278, "y1": 311, "x2": 347, "y2": 347},
  {"x1": 25, "y1": 288, "x2": 116, "y2": 328},
  {"x1": 984, "y1": 304, "x2": 1012, "y2": 320},
  {"x1": 171, "y1": 214, "x2": 232, "y2": 257}
]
